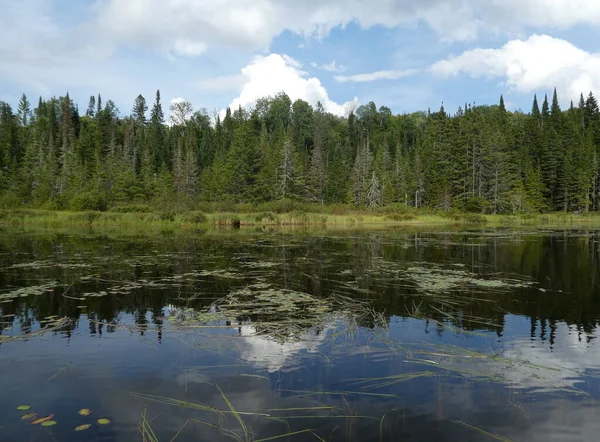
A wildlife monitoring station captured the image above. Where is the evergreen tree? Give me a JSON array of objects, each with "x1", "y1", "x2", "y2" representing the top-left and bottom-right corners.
[
  {"x1": 132, "y1": 95, "x2": 148, "y2": 125},
  {"x1": 149, "y1": 90, "x2": 166, "y2": 170},
  {"x1": 87, "y1": 96, "x2": 96, "y2": 117}
]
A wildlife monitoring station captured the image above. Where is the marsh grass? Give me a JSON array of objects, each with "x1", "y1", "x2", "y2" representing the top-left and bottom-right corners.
[
  {"x1": 453, "y1": 420, "x2": 513, "y2": 442},
  {"x1": 5, "y1": 208, "x2": 600, "y2": 232}
]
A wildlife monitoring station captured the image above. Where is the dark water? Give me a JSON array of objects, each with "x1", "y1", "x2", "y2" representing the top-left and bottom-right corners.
[{"x1": 1, "y1": 226, "x2": 600, "y2": 442}]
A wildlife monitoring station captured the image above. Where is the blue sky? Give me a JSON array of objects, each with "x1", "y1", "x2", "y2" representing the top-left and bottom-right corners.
[{"x1": 3, "y1": 0, "x2": 600, "y2": 118}]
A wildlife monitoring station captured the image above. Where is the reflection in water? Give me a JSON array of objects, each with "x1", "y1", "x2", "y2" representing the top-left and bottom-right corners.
[
  {"x1": 1, "y1": 228, "x2": 600, "y2": 440},
  {"x1": 238, "y1": 325, "x2": 331, "y2": 372}
]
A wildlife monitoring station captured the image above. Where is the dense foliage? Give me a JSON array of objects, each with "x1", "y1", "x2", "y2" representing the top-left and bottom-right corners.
[{"x1": 1, "y1": 88, "x2": 599, "y2": 213}]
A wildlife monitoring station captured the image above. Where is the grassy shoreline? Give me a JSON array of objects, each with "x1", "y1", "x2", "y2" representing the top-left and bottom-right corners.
[{"x1": 2, "y1": 208, "x2": 600, "y2": 232}]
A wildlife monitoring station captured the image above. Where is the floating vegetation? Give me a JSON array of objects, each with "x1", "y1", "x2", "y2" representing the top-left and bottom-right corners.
[
  {"x1": 21, "y1": 413, "x2": 37, "y2": 420},
  {"x1": 41, "y1": 420, "x2": 57, "y2": 427},
  {"x1": 403, "y1": 264, "x2": 535, "y2": 293},
  {"x1": 138, "y1": 409, "x2": 159, "y2": 442},
  {"x1": 0, "y1": 317, "x2": 70, "y2": 344},
  {"x1": 349, "y1": 371, "x2": 437, "y2": 390},
  {"x1": 453, "y1": 420, "x2": 513, "y2": 442},
  {"x1": 168, "y1": 284, "x2": 370, "y2": 341},
  {"x1": 97, "y1": 418, "x2": 111, "y2": 425},
  {"x1": 6, "y1": 260, "x2": 92, "y2": 270},
  {"x1": 31, "y1": 415, "x2": 54, "y2": 425},
  {"x1": 16, "y1": 405, "x2": 31, "y2": 411},
  {"x1": 197, "y1": 269, "x2": 244, "y2": 279},
  {"x1": 78, "y1": 408, "x2": 92, "y2": 416},
  {"x1": 75, "y1": 424, "x2": 92, "y2": 431},
  {"x1": 241, "y1": 261, "x2": 281, "y2": 269},
  {"x1": 0, "y1": 282, "x2": 58, "y2": 301}
]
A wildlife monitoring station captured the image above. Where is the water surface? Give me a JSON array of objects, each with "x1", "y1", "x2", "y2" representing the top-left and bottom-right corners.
[{"x1": 1, "y1": 226, "x2": 600, "y2": 441}]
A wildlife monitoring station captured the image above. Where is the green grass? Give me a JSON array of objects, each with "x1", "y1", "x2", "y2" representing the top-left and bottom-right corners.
[{"x1": 3, "y1": 208, "x2": 600, "y2": 232}]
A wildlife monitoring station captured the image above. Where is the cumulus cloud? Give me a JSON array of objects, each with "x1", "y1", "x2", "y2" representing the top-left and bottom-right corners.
[
  {"x1": 335, "y1": 69, "x2": 419, "y2": 83},
  {"x1": 431, "y1": 34, "x2": 600, "y2": 100},
  {"x1": 238, "y1": 325, "x2": 330, "y2": 372},
  {"x1": 87, "y1": 0, "x2": 600, "y2": 57},
  {"x1": 220, "y1": 53, "x2": 358, "y2": 117},
  {"x1": 311, "y1": 60, "x2": 347, "y2": 73},
  {"x1": 196, "y1": 74, "x2": 246, "y2": 91},
  {"x1": 501, "y1": 322, "x2": 598, "y2": 392}
]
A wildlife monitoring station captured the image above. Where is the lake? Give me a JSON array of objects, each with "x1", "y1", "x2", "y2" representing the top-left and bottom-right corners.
[{"x1": 1, "y1": 226, "x2": 600, "y2": 441}]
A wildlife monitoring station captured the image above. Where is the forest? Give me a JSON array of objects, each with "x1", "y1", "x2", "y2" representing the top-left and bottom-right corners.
[{"x1": 0, "y1": 88, "x2": 599, "y2": 214}]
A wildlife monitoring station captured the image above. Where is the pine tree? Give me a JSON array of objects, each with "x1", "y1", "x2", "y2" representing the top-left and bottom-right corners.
[
  {"x1": 349, "y1": 137, "x2": 373, "y2": 206},
  {"x1": 279, "y1": 138, "x2": 297, "y2": 200},
  {"x1": 96, "y1": 94, "x2": 102, "y2": 117},
  {"x1": 132, "y1": 95, "x2": 148, "y2": 125},
  {"x1": 366, "y1": 171, "x2": 382, "y2": 209},
  {"x1": 86, "y1": 96, "x2": 96, "y2": 117},
  {"x1": 499, "y1": 95, "x2": 506, "y2": 113},
  {"x1": 149, "y1": 90, "x2": 166, "y2": 170},
  {"x1": 16, "y1": 94, "x2": 31, "y2": 127},
  {"x1": 532, "y1": 94, "x2": 541, "y2": 119},
  {"x1": 307, "y1": 140, "x2": 326, "y2": 203}
]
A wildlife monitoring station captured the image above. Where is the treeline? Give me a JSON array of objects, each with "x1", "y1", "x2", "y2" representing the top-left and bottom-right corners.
[{"x1": 0, "y1": 88, "x2": 599, "y2": 213}]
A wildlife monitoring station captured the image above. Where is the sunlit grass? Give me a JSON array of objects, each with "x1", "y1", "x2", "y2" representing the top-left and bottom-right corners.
[{"x1": 5, "y1": 208, "x2": 600, "y2": 233}]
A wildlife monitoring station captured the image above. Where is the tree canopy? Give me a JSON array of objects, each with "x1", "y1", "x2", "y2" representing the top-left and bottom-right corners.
[{"x1": 0, "y1": 89, "x2": 598, "y2": 214}]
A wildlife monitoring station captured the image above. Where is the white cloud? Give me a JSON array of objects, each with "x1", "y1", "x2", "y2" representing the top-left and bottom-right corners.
[
  {"x1": 311, "y1": 60, "x2": 347, "y2": 73},
  {"x1": 171, "y1": 39, "x2": 207, "y2": 57},
  {"x1": 238, "y1": 325, "x2": 330, "y2": 372},
  {"x1": 222, "y1": 53, "x2": 358, "y2": 117},
  {"x1": 196, "y1": 74, "x2": 246, "y2": 91},
  {"x1": 430, "y1": 34, "x2": 600, "y2": 100},
  {"x1": 87, "y1": 0, "x2": 600, "y2": 57},
  {"x1": 335, "y1": 69, "x2": 419, "y2": 83},
  {"x1": 501, "y1": 322, "x2": 597, "y2": 392}
]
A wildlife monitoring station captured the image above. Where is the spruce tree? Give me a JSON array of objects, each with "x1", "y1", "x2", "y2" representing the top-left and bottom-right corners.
[
  {"x1": 132, "y1": 95, "x2": 148, "y2": 125},
  {"x1": 149, "y1": 90, "x2": 166, "y2": 170}
]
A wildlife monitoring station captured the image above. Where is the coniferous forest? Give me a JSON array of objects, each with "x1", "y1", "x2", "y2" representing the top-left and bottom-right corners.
[{"x1": 1, "y1": 88, "x2": 600, "y2": 214}]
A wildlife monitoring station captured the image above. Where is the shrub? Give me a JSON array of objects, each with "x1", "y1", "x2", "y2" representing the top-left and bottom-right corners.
[
  {"x1": 462, "y1": 197, "x2": 490, "y2": 213},
  {"x1": 0, "y1": 192, "x2": 20, "y2": 209},
  {"x1": 159, "y1": 211, "x2": 176, "y2": 222},
  {"x1": 290, "y1": 211, "x2": 308, "y2": 223},
  {"x1": 70, "y1": 192, "x2": 107, "y2": 212},
  {"x1": 386, "y1": 213, "x2": 416, "y2": 221},
  {"x1": 179, "y1": 211, "x2": 208, "y2": 224},
  {"x1": 40, "y1": 199, "x2": 61, "y2": 211},
  {"x1": 214, "y1": 214, "x2": 241, "y2": 227},
  {"x1": 111, "y1": 204, "x2": 153, "y2": 213},
  {"x1": 255, "y1": 212, "x2": 278, "y2": 223},
  {"x1": 256, "y1": 199, "x2": 298, "y2": 214},
  {"x1": 464, "y1": 213, "x2": 487, "y2": 224}
]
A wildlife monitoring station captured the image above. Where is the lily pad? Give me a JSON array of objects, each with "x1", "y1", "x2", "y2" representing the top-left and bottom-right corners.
[
  {"x1": 21, "y1": 413, "x2": 37, "y2": 420},
  {"x1": 16, "y1": 405, "x2": 31, "y2": 411},
  {"x1": 97, "y1": 418, "x2": 111, "y2": 425},
  {"x1": 75, "y1": 424, "x2": 91, "y2": 431},
  {"x1": 41, "y1": 420, "x2": 57, "y2": 427},
  {"x1": 78, "y1": 409, "x2": 92, "y2": 416},
  {"x1": 31, "y1": 415, "x2": 54, "y2": 425}
]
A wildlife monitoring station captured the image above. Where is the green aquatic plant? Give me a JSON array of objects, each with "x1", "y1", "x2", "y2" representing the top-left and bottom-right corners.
[
  {"x1": 138, "y1": 409, "x2": 159, "y2": 442},
  {"x1": 16, "y1": 405, "x2": 31, "y2": 411},
  {"x1": 0, "y1": 282, "x2": 58, "y2": 301},
  {"x1": 167, "y1": 285, "x2": 370, "y2": 342},
  {"x1": 31, "y1": 415, "x2": 54, "y2": 425},
  {"x1": 75, "y1": 424, "x2": 92, "y2": 431}
]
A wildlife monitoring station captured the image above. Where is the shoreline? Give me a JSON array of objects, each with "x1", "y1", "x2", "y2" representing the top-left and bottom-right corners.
[{"x1": 2, "y1": 209, "x2": 600, "y2": 232}]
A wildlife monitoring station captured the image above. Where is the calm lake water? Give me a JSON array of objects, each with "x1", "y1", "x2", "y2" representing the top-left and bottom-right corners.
[{"x1": 1, "y1": 226, "x2": 600, "y2": 441}]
